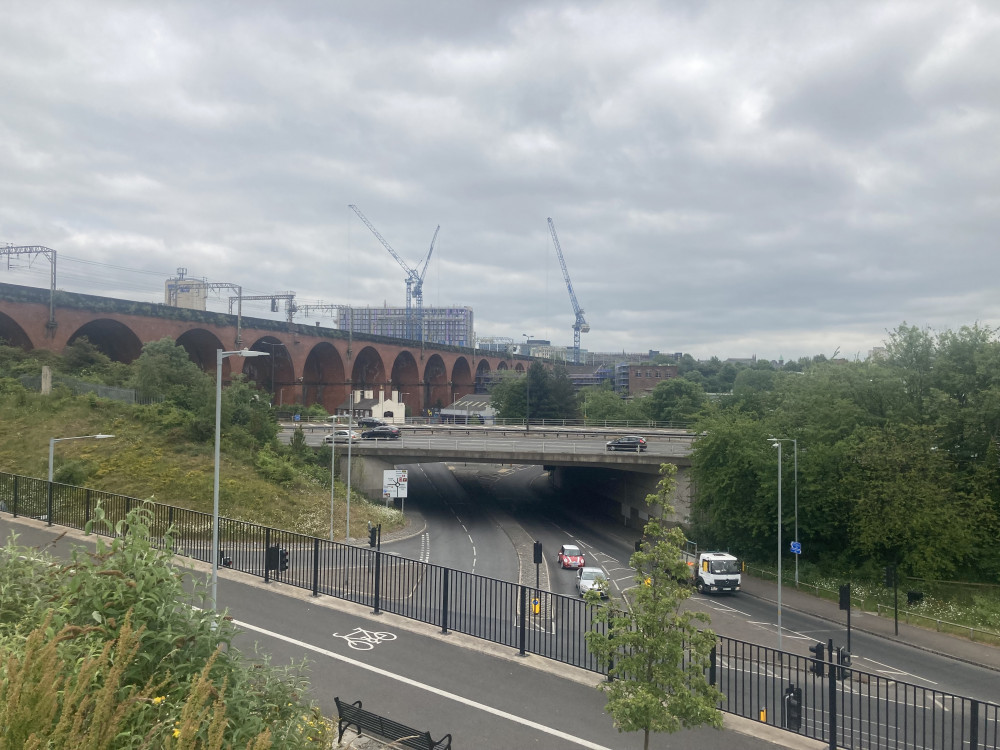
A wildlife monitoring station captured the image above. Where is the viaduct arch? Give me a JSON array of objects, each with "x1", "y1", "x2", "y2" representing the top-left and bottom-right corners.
[{"x1": 0, "y1": 282, "x2": 522, "y2": 415}]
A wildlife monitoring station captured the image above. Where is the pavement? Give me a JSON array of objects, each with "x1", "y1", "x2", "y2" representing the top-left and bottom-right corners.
[{"x1": 739, "y1": 574, "x2": 1000, "y2": 673}]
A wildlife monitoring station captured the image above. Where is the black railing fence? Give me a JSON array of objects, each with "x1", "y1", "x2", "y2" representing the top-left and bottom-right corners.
[{"x1": 2, "y1": 471, "x2": 998, "y2": 749}]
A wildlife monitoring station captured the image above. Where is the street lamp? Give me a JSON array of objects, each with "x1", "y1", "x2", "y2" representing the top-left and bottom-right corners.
[
  {"x1": 770, "y1": 438, "x2": 783, "y2": 651},
  {"x1": 212, "y1": 348, "x2": 269, "y2": 610},
  {"x1": 48, "y1": 434, "x2": 115, "y2": 482},
  {"x1": 769, "y1": 436, "x2": 798, "y2": 650},
  {"x1": 522, "y1": 334, "x2": 532, "y2": 432}
]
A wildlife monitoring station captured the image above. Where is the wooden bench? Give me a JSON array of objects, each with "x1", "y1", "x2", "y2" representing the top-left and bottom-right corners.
[{"x1": 334, "y1": 697, "x2": 452, "y2": 749}]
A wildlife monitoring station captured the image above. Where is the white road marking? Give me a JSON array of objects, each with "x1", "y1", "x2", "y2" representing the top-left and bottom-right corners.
[
  {"x1": 861, "y1": 656, "x2": 939, "y2": 685},
  {"x1": 235, "y1": 618, "x2": 616, "y2": 750}
]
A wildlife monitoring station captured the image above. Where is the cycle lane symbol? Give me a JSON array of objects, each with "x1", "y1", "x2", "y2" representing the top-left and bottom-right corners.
[{"x1": 332, "y1": 627, "x2": 398, "y2": 651}]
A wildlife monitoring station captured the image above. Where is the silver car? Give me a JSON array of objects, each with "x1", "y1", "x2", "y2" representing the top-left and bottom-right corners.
[
  {"x1": 324, "y1": 429, "x2": 360, "y2": 444},
  {"x1": 576, "y1": 567, "x2": 608, "y2": 598}
]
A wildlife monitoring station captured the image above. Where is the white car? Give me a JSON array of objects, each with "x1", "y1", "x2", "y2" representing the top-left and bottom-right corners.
[
  {"x1": 324, "y1": 429, "x2": 360, "y2": 444},
  {"x1": 576, "y1": 567, "x2": 608, "y2": 598}
]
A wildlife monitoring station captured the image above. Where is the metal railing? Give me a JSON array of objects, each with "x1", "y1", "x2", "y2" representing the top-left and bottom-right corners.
[
  {"x1": 0, "y1": 471, "x2": 605, "y2": 675},
  {"x1": 714, "y1": 635, "x2": 1000, "y2": 749},
  {"x1": 3, "y1": 470, "x2": 999, "y2": 749}
]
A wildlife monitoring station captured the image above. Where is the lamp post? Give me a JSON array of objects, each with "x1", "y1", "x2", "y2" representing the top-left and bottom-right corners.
[
  {"x1": 791, "y1": 438, "x2": 798, "y2": 586},
  {"x1": 48, "y1": 434, "x2": 115, "y2": 482},
  {"x1": 346, "y1": 387, "x2": 354, "y2": 539},
  {"x1": 769, "y1": 436, "x2": 798, "y2": 649},
  {"x1": 522, "y1": 334, "x2": 532, "y2": 432},
  {"x1": 212, "y1": 348, "x2": 269, "y2": 610},
  {"x1": 770, "y1": 438, "x2": 784, "y2": 652}
]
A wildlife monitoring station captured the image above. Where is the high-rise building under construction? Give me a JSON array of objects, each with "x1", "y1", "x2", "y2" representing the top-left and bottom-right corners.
[{"x1": 336, "y1": 305, "x2": 474, "y2": 348}]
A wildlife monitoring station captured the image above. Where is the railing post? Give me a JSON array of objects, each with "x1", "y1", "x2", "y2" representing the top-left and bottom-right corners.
[
  {"x1": 518, "y1": 585, "x2": 527, "y2": 656},
  {"x1": 85, "y1": 489, "x2": 92, "y2": 525},
  {"x1": 264, "y1": 528, "x2": 271, "y2": 583},
  {"x1": 710, "y1": 644, "x2": 717, "y2": 686},
  {"x1": 312, "y1": 538, "x2": 320, "y2": 596},
  {"x1": 970, "y1": 699, "x2": 979, "y2": 750},
  {"x1": 440, "y1": 567, "x2": 450, "y2": 634},
  {"x1": 827, "y1": 638, "x2": 836, "y2": 750},
  {"x1": 372, "y1": 549, "x2": 382, "y2": 615},
  {"x1": 12, "y1": 475, "x2": 18, "y2": 517},
  {"x1": 47, "y1": 481, "x2": 53, "y2": 526}
]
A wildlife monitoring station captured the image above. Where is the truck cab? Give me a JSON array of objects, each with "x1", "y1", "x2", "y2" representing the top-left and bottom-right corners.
[{"x1": 694, "y1": 551, "x2": 741, "y2": 594}]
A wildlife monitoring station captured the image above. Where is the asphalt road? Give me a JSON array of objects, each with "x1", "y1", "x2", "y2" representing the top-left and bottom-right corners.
[
  {"x1": 392, "y1": 463, "x2": 1000, "y2": 707},
  {"x1": 1, "y1": 515, "x2": 815, "y2": 750}
]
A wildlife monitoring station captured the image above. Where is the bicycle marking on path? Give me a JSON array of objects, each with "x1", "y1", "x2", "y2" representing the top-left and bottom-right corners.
[{"x1": 332, "y1": 627, "x2": 398, "y2": 650}]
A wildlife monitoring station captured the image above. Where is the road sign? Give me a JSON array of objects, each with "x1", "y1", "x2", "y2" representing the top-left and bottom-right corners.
[
  {"x1": 382, "y1": 469, "x2": 408, "y2": 498},
  {"x1": 791, "y1": 541, "x2": 801, "y2": 555}
]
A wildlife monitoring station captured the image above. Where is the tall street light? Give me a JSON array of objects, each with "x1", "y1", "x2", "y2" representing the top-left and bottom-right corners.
[
  {"x1": 522, "y1": 334, "x2": 532, "y2": 432},
  {"x1": 770, "y1": 438, "x2": 784, "y2": 652},
  {"x1": 212, "y1": 348, "x2": 269, "y2": 610},
  {"x1": 49, "y1": 434, "x2": 115, "y2": 482},
  {"x1": 791, "y1": 438, "x2": 799, "y2": 586},
  {"x1": 769, "y1": 437, "x2": 797, "y2": 651}
]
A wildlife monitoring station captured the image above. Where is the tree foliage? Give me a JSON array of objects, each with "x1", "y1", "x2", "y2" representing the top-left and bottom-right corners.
[
  {"x1": 489, "y1": 362, "x2": 579, "y2": 422},
  {"x1": 585, "y1": 464, "x2": 723, "y2": 750},
  {"x1": 689, "y1": 323, "x2": 1000, "y2": 581}
]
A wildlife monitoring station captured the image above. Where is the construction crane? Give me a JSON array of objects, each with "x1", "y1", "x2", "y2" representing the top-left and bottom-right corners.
[
  {"x1": 348, "y1": 204, "x2": 439, "y2": 342},
  {"x1": 547, "y1": 218, "x2": 590, "y2": 364}
]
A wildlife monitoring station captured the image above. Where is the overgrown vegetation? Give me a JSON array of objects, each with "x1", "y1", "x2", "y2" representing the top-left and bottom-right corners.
[
  {"x1": 0, "y1": 339, "x2": 400, "y2": 539},
  {"x1": 687, "y1": 323, "x2": 1000, "y2": 585},
  {"x1": 0, "y1": 506, "x2": 334, "y2": 748}
]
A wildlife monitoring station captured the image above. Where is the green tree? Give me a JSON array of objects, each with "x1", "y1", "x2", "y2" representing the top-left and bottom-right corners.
[
  {"x1": 489, "y1": 362, "x2": 579, "y2": 422},
  {"x1": 585, "y1": 464, "x2": 723, "y2": 750},
  {"x1": 646, "y1": 378, "x2": 707, "y2": 425},
  {"x1": 131, "y1": 337, "x2": 212, "y2": 408},
  {"x1": 841, "y1": 424, "x2": 984, "y2": 577},
  {"x1": 580, "y1": 385, "x2": 626, "y2": 424}
]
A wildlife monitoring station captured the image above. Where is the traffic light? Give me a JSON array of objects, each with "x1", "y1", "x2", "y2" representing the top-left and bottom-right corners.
[
  {"x1": 265, "y1": 545, "x2": 280, "y2": 571},
  {"x1": 634, "y1": 540, "x2": 641, "y2": 552},
  {"x1": 839, "y1": 584, "x2": 851, "y2": 611},
  {"x1": 884, "y1": 565, "x2": 895, "y2": 588},
  {"x1": 837, "y1": 647, "x2": 852, "y2": 680},
  {"x1": 808, "y1": 641, "x2": 825, "y2": 677},
  {"x1": 278, "y1": 547, "x2": 289, "y2": 572},
  {"x1": 533, "y1": 541, "x2": 543, "y2": 565},
  {"x1": 369, "y1": 527, "x2": 378, "y2": 547},
  {"x1": 784, "y1": 685, "x2": 802, "y2": 731},
  {"x1": 219, "y1": 550, "x2": 233, "y2": 568}
]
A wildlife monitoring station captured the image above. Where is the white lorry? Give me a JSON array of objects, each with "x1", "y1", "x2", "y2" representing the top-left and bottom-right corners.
[{"x1": 686, "y1": 551, "x2": 742, "y2": 594}]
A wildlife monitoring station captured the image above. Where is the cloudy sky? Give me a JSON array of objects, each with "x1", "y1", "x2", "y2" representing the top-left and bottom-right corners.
[{"x1": 2, "y1": 1, "x2": 998, "y2": 361}]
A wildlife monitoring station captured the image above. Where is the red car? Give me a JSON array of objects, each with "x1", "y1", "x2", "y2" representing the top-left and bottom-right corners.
[{"x1": 557, "y1": 544, "x2": 585, "y2": 569}]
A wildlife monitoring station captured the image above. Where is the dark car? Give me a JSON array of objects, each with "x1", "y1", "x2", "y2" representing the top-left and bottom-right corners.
[
  {"x1": 357, "y1": 417, "x2": 386, "y2": 428},
  {"x1": 361, "y1": 425, "x2": 401, "y2": 440},
  {"x1": 606, "y1": 435, "x2": 647, "y2": 452}
]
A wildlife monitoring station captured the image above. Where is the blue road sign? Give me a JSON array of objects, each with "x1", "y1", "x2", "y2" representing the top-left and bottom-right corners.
[{"x1": 791, "y1": 541, "x2": 802, "y2": 555}]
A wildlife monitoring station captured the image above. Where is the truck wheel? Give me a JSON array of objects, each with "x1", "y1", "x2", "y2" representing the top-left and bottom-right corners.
[{"x1": 697, "y1": 578, "x2": 707, "y2": 594}]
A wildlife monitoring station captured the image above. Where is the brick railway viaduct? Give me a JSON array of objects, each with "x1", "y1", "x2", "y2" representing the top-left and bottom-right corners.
[
  {"x1": 0, "y1": 281, "x2": 687, "y2": 528},
  {"x1": 0, "y1": 282, "x2": 522, "y2": 415}
]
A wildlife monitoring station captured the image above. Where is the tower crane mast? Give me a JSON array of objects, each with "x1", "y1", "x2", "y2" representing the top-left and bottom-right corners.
[
  {"x1": 348, "y1": 204, "x2": 438, "y2": 341},
  {"x1": 547, "y1": 217, "x2": 590, "y2": 364}
]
